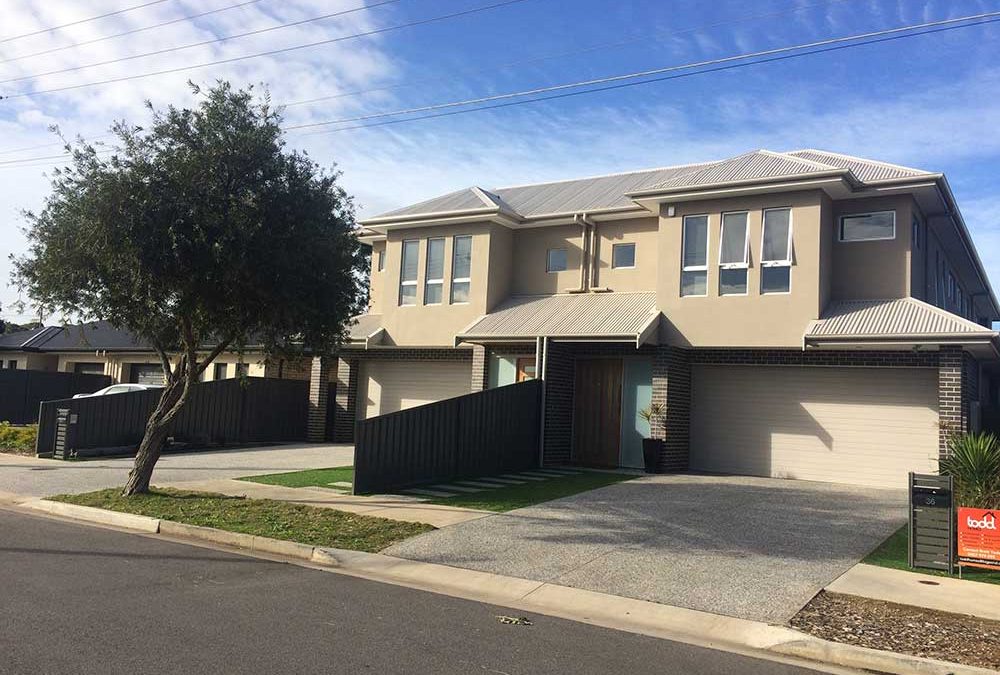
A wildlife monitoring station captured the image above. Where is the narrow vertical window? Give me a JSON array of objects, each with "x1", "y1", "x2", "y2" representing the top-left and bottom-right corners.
[
  {"x1": 681, "y1": 214, "x2": 708, "y2": 296},
  {"x1": 377, "y1": 249, "x2": 385, "y2": 272},
  {"x1": 424, "y1": 238, "x2": 445, "y2": 305},
  {"x1": 761, "y1": 208, "x2": 792, "y2": 294},
  {"x1": 450, "y1": 235, "x2": 472, "y2": 303},
  {"x1": 399, "y1": 239, "x2": 419, "y2": 306},
  {"x1": 719, "y1": 211, "x2": 749, "y2": 295}
]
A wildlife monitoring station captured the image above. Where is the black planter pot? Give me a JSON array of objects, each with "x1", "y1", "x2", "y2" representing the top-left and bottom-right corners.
[{"x1": 641, "y1": 438, "x2": 662, "y2": 474}]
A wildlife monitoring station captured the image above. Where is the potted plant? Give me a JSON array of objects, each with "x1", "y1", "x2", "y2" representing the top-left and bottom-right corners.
[{"x1": 638, "y1": 403, "x2": 665, "y2": 474}]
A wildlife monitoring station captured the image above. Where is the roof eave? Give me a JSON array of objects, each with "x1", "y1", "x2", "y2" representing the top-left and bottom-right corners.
[{"x1": 626, "y1": 169, "x2": 853, "y2": 200}]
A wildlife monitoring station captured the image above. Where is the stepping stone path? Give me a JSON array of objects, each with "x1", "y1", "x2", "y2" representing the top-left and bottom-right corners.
[
  {"x1": 500, "y1": 473, "x2": 547, "y2": 481},
  {"x1": 404, "y1": 488, "x2": 459, "y2": 498},
  {"x1": 430, "y1": 484, "x2": 483, "y2": 493},
  {"x1": 328, "y1": 481, "x2": 353, "y2": 489},
  {"x1": 399, "y1": 469, "x2": 592, "y2": 501}
]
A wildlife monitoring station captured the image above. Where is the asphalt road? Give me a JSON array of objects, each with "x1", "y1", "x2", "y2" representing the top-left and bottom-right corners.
[{"x1": 0, "y1": 508, "x2": 841, "y2": 675}]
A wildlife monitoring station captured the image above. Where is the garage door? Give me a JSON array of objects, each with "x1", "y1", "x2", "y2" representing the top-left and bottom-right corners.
[
  {"x1": 358, "y1": 360, "x2": 472, "y2": 419},
  {"x1": 690, "y1": 365, "x2": 938, "y2": 488},
  {"x1": 128, "y1": 363, "x2": 164, "y2": 385}
]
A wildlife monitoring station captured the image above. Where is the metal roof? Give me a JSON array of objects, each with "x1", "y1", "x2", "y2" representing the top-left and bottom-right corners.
[
  {"x1": 365, "y1": 149, "x2": 933, "y2": 223},
  {"x1": 348, "y1": 313, "x2": 384, "y2": 343},
  {"x1": 806, "y1": 298, "x2": 997, "y2": 340},
  {"x1": 0, "y1": 325, "x2": 52, "y2": 350},
  {"x1": 458, "y1": 292, "x2": 658, "y2": 344}
]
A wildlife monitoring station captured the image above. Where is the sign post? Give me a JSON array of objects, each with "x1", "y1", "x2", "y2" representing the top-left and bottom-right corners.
[
  {"x1": 957, "y1": 507, "x2": 1000, "y2": 574},
  {"x1": 908, "y1": 472, "x2": 954, "y2": 573}
]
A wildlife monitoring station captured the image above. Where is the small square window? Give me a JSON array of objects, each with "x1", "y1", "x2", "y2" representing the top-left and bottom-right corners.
[
  {"x1": 611, "y1": 243, "x2": 635, "y2": 269},
  {"x1": 547, "y1": 248, "x2": 567, "y2": 272},
  {"x1": 839, "y1": 211, "x2": 895, "y2": 242},
  {"x1": 761, "y1": 266, "x2": 791, "y2": 294}
]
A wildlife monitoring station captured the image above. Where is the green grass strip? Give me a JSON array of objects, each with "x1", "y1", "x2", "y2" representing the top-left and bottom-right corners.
[
  {"x1": 864, "y1": 526, "x2": 1000, "y2": 585},
  {"x1": 238, "y1": 466, "x2": 355, "y2": 488}
]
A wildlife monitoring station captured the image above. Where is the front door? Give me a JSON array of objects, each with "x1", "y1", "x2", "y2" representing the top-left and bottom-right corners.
[{"x1": 572, "y1": 358, "x2": 623, "y2": 467}]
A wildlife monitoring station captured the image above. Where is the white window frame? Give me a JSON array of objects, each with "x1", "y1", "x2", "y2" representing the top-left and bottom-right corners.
[
  {"x1": 838, "y1": 210, "x2": 896, "y2": 242},
  {"x1": 450, "y1": 234, "x2": 472, "y2": 305},
  {"x1": 376, "y1": 249, "x2": 385, "y2": 272},
  {"x1": 546, "y1": 247, "x2": 568, "y2": 273},
  {"x1": 681, "y1": 214, "x2": 709, "y2": 297},
  {"x1": 718, "y1": 211, "x2": 750, "y2": 296},
  {"x1": 399, "y1": 239, "x2": 419, "y2": 306},
  {"x1": 423, "y1": 237, "x2": 445, "y2": 306},
  {"x1": 760, "y1": 207, "x2": 793, "y2": 295},
  {"x1": 611, "y1": 242, "x2": 636, "y2": 269}
]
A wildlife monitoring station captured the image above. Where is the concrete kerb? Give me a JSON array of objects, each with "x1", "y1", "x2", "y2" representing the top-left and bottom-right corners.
[{"x1": 19, "y1": 498, "x2": 997, "y2": 675}]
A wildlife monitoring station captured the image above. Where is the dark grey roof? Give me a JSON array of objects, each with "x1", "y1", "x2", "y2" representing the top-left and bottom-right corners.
[
  {"x1": 0, "y1": 325, "x2": 52, "y2": 350},
  {"x1": 29, "y1": 321, "x2": 152, "y2": 352},
  {"x1": 365, "y1": 149, "x2": 934, "y2": 223}
]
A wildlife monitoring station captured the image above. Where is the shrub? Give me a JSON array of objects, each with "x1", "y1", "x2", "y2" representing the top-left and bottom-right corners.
[
  {"x1": 939, "y1": 432, "x2": 1000, "y2": 509},
  {"x1": 0, "y1": 422, "x2": 38, "y2": 455}
]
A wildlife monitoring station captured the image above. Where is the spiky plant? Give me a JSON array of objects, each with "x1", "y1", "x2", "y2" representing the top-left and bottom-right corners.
[{"x1": 939, "y1": 432, "x2": 1000, "y2": 509}]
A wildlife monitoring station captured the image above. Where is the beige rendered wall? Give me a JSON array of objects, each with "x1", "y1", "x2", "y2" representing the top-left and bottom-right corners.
[
  {"x1": 830, "y1": 195, "x2": 914, "y2": 301},
  {"x1": 368, "y1": 240, "x2": 387, "y2": 315},
  {"x1": 485, "y1": 223, "x2": 513, "y2": 312},
  {"x1": 592, "y1": 217, "x2": 658, "y2": 292},
  {"x1": 657, "y1": 190, "x2": 825, "y2": 348},
  {"x1": 57, "y1": 352, "x2": 266, "y2": 382}
]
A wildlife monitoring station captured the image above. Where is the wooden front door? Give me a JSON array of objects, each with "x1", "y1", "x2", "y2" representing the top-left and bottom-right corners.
[{"x1": 573, "y1": 358, "x2": 623, "y2": 467}]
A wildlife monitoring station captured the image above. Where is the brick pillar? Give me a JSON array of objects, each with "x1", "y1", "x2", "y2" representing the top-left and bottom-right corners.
[
  {"x1": 652, "y1": 345, "x2": 691, "y2": 472},
  {"x1": 542, "y1": 342, "x2": 574, "y2": 466},
  {"x1": 471, "y1": 344, "x2": 488, "y2": 392},
  {"x1": 307, "y1": 356, "x2": 331, "y2": 442},
  {"x1": 938, "y1": 346, "x2": 966, "y2": 459},
  {"x1": 333, "y1": 358, "x2": 359, "y2": 442}
]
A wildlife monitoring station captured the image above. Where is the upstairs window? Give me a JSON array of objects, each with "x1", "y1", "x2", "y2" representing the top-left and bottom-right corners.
[
  {"x1": 424, "y1": 238, "x2": 445, "y2": 305},
  {"x1": 681, "y1": 214, "x2": 708, "y2": 296},
  {"x1": 399, "y1": 240, "x2": 419, "y2": 306},
  {"x1": 761, "y1": 208, "x2": 792, "y2": 294},
  {"x1": 450, "y1": 235, "x2": 472, "y2": 304},
  {"x1": 719, "y1": 211, "x2": 749, "y2": 295},
  {"x1": 612, "y1": 243, "x2": 636, "y2": 269},
  {"x1": 377, "y1": 249, "x2": 385, "y2": 272},
  {"x1": 839, "y1": 211, "x2": 895, "y2": 242},
  {"x1": 547, "y1": 248, "x2": 567, "y2": 273}
]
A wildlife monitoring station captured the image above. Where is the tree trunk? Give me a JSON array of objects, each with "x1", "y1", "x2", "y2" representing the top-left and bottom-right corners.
[{"x1": 121, "y1": 384, "x2": 185, "y2": 496}]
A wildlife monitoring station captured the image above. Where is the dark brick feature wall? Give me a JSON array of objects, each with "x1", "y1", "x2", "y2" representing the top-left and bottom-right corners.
[
  {"x1": 652, "y1": 346, "x2": 691, "y2": 472},
  {"x1": 333, "y1": 358, "x2": 358, "y2": 442},
  {"x1": 542, "y1": 342, "x2": 574, "y2": 465},
  {"x1": 307, "y1": 356, "x2": 330, "y2": 442},
  {"x1": 688, "y1": 349, "x2": 939, "y2": 368}
]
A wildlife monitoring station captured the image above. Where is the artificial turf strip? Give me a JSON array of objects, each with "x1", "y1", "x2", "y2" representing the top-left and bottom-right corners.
[
  {"x1": 424, "y1": 471, "x2": 637, "y2": 512},
  {"x1": 50, "y1": 488, "x2": 432, "y2": 553},
  {"x1": 237, "y1": 466, "x2": 355, "y2": 488},
  {"x1": 863, "y1": 525, "x2": 1000, "y2": 585}
]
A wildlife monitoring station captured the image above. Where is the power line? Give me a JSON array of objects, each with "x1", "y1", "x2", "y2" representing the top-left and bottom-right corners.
[
  {"x1": 308, "y1": 14, "x2": 1000, "y2": 133},
  {"x1": 286, "y1": 11, "x2": 1000, "y2": 132},
  {"x1": 280, "y1": 0, "x2": 855, "y2": 109},
  {"x1": 0, "y1": 0, "x2": 533, "y2": 100},
  {"x1": 1, "y1": 0, "x2": 175, "y2": 44},
  {"x1": 0, "y1": 0, "x2": 405, "y2": 84},
  {"x1": 0, "y1": 0, "x2": 267, "y2": 65}
]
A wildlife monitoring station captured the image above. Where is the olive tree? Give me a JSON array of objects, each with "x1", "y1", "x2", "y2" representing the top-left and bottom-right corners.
[{"x1": 14, "y1": 82, "x2": 364, "y2": 495}]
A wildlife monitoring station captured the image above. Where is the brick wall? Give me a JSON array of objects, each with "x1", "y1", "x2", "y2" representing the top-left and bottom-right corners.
[
  {"x1": 688, "y1": 348, "x2": 939, "y2": 368},
  {"x1": 332, "y1": 357, "x2": 358, "y2": 442},
  {"x1": 307, "y1": 357, "x2": 330, "y2": 442},
  {"x1": 652, "y1": 346, "x2": 691, "y2": 471},
  {"x1": 542, "y1": 342, "x2": 574, "y2": 465},
  {"x1": 471, "y1": 344, "x2": 487, "y2": 392}
]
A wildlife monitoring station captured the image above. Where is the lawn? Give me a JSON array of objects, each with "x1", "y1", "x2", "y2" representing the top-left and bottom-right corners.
[
  {"x1": 239, "y1": 466, "x2": 354, "y2": 489},
  {"x1": 864, "y1": 526, "x2": 1000, "y2": 585},
  {"x1": 423, "y1": 471, "x2": 637, "y2": 512},
  {"x1": 51, "y1": 487, "x2": 432, "y2": 552},
  {"x1": 0, "y1": 422, "x2": 37, "y2": 456}
]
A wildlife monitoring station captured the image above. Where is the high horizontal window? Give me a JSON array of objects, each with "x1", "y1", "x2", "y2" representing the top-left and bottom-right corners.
[
  {"x1": 719, "y1": 211, "x2": 749, "y2": 296},
  {"x1": 450, "y1": 235, "x2": 472, "y2": 304},
  {"x1": 547, "y1": 248, "x2": 567, "y2": 273},
  {"x1": 399, "y1": 239, "x2": 419, "y2": 306},
  {"x1": 761, "y1": 208, "x2": 792, "y2": 294},
  {"x1": 840, "y1": 211, "x2": 895, "y2": 242},
  {"x1": 612, "y1": 243, "x2": 636, "y2": 269},
  {"x1": 424, "y1": 238, "x2": 445, "y2": 305},
  {"x1": 681, "y1": 215, "x2": 708, "y2": 297}
]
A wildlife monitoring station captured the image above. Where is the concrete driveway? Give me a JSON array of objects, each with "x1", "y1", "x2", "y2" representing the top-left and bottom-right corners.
[
  {"x1": 0, "y1": 443, "x2": 353, "y2": 498},
  {"x1": 384, "y1": 473, "x2": 907, "y2": 623}
]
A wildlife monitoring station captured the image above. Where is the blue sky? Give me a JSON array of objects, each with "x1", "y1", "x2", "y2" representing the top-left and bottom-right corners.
[{"x1": 1, "y1": 0, "x2": 999, "y2": 323}]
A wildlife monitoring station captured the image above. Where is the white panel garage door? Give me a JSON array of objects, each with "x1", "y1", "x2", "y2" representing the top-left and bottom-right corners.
[
  {"x1": 358, "y1": 360, "x2": 472, "y2": 419},
  {"x1": 690, "y1": 365, "x2": 938, "y2": 488}
]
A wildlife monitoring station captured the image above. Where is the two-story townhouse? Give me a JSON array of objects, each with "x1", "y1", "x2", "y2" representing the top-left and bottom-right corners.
[{"x1": 313, "y1": 149, "x2": 999, "y2": 489}]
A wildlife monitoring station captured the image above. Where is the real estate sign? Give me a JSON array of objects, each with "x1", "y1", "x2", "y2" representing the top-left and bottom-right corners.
[{"x1": 957, "y1": 507, "x2": 1000, "y2": 570}]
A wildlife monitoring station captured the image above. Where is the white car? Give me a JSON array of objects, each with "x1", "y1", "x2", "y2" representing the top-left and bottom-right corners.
[{"x1": 72, "y1": 383, "x2": 163, "y2": 398}]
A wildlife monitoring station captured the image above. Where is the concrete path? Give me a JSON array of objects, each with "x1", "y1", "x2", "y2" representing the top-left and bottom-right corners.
[
  {"x1": 163, "y1": 478, "x2": 489, "y2": 528},
  {"x1": 385, "y1": 473, "x2": 907, "y2": 623},
  {"x1": 0, "y1": 443, "x2": 353, "y2": 497},
  {"x1": 826, "y1": 563, "x2": 1000, "y2": 621}
]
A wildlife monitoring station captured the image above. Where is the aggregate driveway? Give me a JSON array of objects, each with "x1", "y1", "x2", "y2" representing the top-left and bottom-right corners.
[
  {"x1": 0, "y1": 443, "x2": 353, "y2": 498},
  {"x1": 384, "y1": 473, "x2": 907, "y2": 623}
]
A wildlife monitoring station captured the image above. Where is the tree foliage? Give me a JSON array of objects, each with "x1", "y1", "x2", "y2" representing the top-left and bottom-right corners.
[{"x1": 14, "y1": 82, "x2": 364, "y2": 493}]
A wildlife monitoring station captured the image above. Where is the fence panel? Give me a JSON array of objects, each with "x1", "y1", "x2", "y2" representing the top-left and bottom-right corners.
[
  {"x1": 0, "y1": 369, "x2": 110, "y2": 424},
  {"x1": 36, "y1": 377, "x2": 308, "y2": 458},
  {"x1": 354, "y1": 380, "x2": 542, "y2": 494}
]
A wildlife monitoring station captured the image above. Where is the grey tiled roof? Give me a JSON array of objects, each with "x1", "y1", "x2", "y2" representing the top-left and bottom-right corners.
[
  {"x1": 459, "y1": 292, "x2": 658, "y2": 341},
  {"x1": 366, "y1": 149, "x2": 934, "y2": 223},
  {"x1": 0, "y1": 325, "x2": 50, "y2": 349},
  {"x1": 806, "y1": 298, "x2": 996, "y2": 340}
]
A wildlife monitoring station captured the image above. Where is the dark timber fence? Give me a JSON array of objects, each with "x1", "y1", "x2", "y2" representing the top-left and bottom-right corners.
[
  {"x1": 353, "y1": 380, "x2": 542, "y2": 494},
  {"x1": 0, "y1": 369, "x2": 110, "y2": 424},
  {"x1": 36, "y1": 377, "x2": 308, "y2": 458}
]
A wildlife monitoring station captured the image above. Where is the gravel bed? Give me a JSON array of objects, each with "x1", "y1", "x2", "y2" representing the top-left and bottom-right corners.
[{"x1": 790, "y1": 591, "x2": 1000, "y2": 671}]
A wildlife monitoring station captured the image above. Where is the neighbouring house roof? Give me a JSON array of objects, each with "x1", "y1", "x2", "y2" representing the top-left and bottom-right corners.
[
  {"x1": 805, "y1": 298, "x2": 998, "y2": 343},
  {"x1": 0, "y1": 325, "x2": 55, "y2": 350},
  {"x1": 457, "y1": 292, "x2": 659, "y2": 346},
  {"x1": 31, "y1": 321, "x2": 153, "y2": 352},
  {"x1": 347, "y1": 314, "x2": 384, "y2": 348}
]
